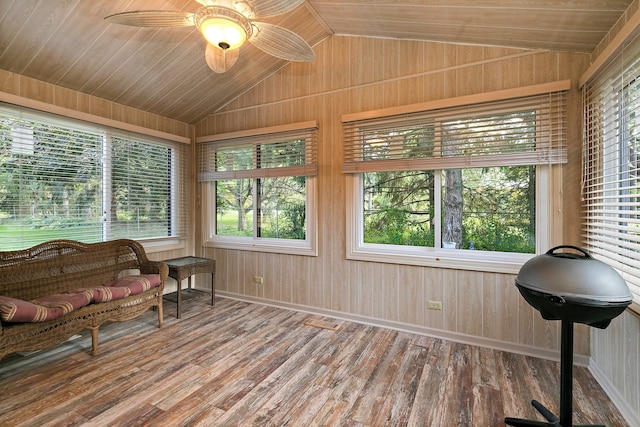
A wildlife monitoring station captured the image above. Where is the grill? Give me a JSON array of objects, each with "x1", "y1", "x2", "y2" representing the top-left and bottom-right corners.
[{"x1": 505, "y1": 246, "x2": 632, "y2": 427}]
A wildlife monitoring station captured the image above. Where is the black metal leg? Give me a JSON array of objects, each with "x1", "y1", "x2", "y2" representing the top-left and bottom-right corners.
[
  {"x1": 559, "y1": 320, "x2": 574, "y2": 426},
  {"x1": 505, "y1": 418, "x2": 557, "y2": 426},
  {"x1": 504, "y1": 321, "x2": 605, "y2": 427},
  {"x1": 532, "y1": 400, "x2": 560, "y2": 424}
]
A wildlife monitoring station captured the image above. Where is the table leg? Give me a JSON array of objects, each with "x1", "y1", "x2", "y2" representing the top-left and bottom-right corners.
[
  {"x1": 211, "y1": 272, "x2": 215, "y2": 307},
  {"x1": 176, "y1": 277, "x2": 182, "y2": 319}
]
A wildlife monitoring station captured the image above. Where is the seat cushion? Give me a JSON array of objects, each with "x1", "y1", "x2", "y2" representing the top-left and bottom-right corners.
[
  {"x1": 34, "y1": 291, "x2": 94, "y2": 312},
  {"x1": 0, "y1": 291, "x2": 93, "y2": 323},
  {"x1": 0, "y1": 275, "x2": 160, "y2": 322},
  {"x1": 93, "y1": 274, "x2": 161, "y2": 303}
]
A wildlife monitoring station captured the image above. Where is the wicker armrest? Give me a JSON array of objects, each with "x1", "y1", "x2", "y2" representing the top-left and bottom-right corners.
[
  {"x1": 119, "y1": 239, "x2": 168, "y2": 286},
  {"x1": 140, "y1": 261, "x2": 168, "y2": 284}
]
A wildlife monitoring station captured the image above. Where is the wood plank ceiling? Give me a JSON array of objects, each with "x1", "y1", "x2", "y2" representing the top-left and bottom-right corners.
[{"x1": 0, "y1": 0, "x2": 633, "y2": 124}]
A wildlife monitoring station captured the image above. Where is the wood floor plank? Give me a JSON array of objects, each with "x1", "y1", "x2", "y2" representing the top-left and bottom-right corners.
[
  {"x1": 472, "y1": 345, "x2": 500, "y2": 389},
  {"x1": 472, "y1": 384, "x2": 504, "y2": 425},
  {"x1": 0, "y1": 294, "x2": 629, "y2": 427},
  {"x1": 440, "y1": 342, "x2": 474, "y2": 426},
  {"x1": 237, "y1": 363, "x2": 332, "y2": 425},
  {"x1": 209, "y1": 332, "x2": 332, "y2": 424},
  {"x1": 349, "y1": 332, "x2": 428, "y2": 426},
  {"x1": 313, "y1": 323, "x2": 382, "y2": 389},
  {"x1": 498, "y1": 351, "x2": 543, "y2": 420},
  {"x1": 573, "y1": 365, "x2": 629, "y2": 426},
  {"x1": 310, "y1": 374, "x2": 368, "y2": 426},
  {"x1": 407, "y1": 337, "x2": 453, "y2": 425}
]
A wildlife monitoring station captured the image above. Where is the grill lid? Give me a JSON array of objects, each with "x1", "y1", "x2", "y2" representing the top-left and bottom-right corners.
[{"x1": 516, "y1": 245, "x2": 632, "y2": 305}]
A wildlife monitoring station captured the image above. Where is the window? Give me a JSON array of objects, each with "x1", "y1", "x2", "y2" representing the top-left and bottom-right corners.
[
  {"x1": 198, "y1": 122, "x2": 317, "y2": 255},
  {"x1": 0, "y1": 104, "x2": 187, "y2": 251},
  {"x1": 343, "y1": 83, "x2": 569, "y2": 272},
  {"x1": 362, "y1": 166, "x2": 536, "y2": 253},
  {"x1": 583, "y1": 34, "x2": 640, "y2": 308}
]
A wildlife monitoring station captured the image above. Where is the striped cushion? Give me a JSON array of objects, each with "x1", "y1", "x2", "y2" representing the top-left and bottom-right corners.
[
  {"x1": 93, "y1": 274, "x2": 161, "y2": 303},
  {"x1": 34, "y1": 291, "x2": 93, "y2": 313},
  {"x1": 0, "y1": 275, "x2": 160, "y2": 322},
  {"x1": 0, "y1": 291, "x2": 92, "y2": 323}
]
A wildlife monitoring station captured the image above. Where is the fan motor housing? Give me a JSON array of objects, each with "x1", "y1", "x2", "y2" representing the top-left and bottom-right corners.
[{"x1": 195, "y1": 6, "x2": 253, "y2": 50}]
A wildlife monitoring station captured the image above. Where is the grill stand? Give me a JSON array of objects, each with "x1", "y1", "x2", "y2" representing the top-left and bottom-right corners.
[{"x1": 504, "y1": 320, "x2": 605, "y2": 427}]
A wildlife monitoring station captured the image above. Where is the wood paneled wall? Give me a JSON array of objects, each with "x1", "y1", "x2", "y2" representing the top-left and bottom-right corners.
[
  {"x1": 591, "y1": 310, "x2": 640, "y2": 424},
  {"x1": 195, "y1": 36, "x2": 591, "y2": 357}
]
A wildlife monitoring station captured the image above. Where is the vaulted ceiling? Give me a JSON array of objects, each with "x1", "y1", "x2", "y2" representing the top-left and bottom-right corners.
[{"x1": 0, "y1": 0, "x2": 632, "y2": 124}]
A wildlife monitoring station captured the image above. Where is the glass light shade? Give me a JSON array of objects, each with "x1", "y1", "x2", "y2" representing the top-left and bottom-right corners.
[{"x1": 199, "y1": 17, "x2": 247, "y2": 50}]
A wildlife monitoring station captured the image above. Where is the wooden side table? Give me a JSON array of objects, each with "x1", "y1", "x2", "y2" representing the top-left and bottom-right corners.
[{"x1": 162, "y1": 256, "x2": 216, "y2": 318}]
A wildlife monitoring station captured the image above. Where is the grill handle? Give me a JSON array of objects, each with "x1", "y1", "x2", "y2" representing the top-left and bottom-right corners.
[{"x1": 546, "y1": 245, "x2": 592, "y2": 260}]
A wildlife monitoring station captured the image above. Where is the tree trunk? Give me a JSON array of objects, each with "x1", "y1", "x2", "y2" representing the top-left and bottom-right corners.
[
  {"x1": 236, "y1": 179, "x2": 246, "y2": 231},
  {"x1": 443, "y1": 170, "x2": 463, "y2": 247}
]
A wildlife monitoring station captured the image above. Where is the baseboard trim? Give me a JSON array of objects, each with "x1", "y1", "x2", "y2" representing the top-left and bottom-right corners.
[
  {"x1": 216, "y1": 291, "x2": 590, "y2": 366},
  {"x1": 589, "y1": 358, "x2": 640, "y2": 427}
]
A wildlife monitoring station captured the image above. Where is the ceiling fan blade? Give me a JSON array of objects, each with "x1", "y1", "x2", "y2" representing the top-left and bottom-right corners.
[
  {"x1": 241, "y1": 0, "x2": 305, "y2": 19},
  {"x1": 105, "y1": 10, "x2": 195, "y2": 27},
  {"x1": 205, "y1": 43, "x2": 240, "y2": 73},
  {"x1": 249, "y1": 22, "x2": 314, "y2": 62}
]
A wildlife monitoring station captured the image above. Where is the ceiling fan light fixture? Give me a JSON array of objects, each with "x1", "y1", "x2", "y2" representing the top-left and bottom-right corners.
[
  {"x1": 195, "y1": 6, "x2": 252, "y2": 50},
  {"x1": 200, "y1": 17, "x2": 245, "y2": 49}
]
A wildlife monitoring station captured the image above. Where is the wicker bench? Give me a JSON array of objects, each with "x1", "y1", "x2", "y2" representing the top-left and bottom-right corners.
[{"x1": 0, "y1": 239, "x2": 167, "y2": 360}]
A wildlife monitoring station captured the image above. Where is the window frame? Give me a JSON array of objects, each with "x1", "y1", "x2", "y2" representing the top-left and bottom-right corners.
[
  {"x1": 198, "y1": 122, "x2": 318, "y2": 256},
  {"x1": 103, "y1": 130, "x2": 186, "y2": 243},
  {"x1": 343, "y1": 82, "x2": 569, "y2": 274},
  {"x1": 0, "y1": 100, "x2": 188, "y2": 253},
  {"x1": 346, "y1": 165, "x2": 554, "y2": 274}
]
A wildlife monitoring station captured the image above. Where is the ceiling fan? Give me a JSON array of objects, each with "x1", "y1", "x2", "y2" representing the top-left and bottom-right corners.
[{"x1": 105, "y1": 0, "x2": 315, "y2": 73}]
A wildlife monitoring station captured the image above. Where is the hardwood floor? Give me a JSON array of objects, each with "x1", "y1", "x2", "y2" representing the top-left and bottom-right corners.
[{"x1": 0, "y1": 292, "x2": 628, "y2": 426}]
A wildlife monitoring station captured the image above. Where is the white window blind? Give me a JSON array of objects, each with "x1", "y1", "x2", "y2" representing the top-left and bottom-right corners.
[
  {"x1": 0, "y1": 103, "x2": 187, "y2": 250},
  {"x1": 198, "y1": 123, "x2": 317, "y2": 181},
  {"x1": 583, "y1": 33, "x2": 640, "y2": 308},
  {"x1": 342, "y1": 89, "x2": 568, "y2": 174},
  {"x1": 107, "y1": 131, "x2": 187, "y2": 241}
]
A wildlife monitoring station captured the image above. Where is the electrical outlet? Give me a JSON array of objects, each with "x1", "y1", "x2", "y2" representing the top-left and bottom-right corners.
[
  {"x1": 254, "y1": 276, "x2": 263, "y2": 284},
  {"x1": 427, "y1": 300, "x2": 443, "y2": 310}
]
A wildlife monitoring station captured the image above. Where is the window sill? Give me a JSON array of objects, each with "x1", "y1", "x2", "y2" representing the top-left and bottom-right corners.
[
  {"x1": 138, "y1": 238, "x2": 187, "y2": 254},
  {"x1": 204, "y1": 238, "x2": 318, "y2": 257},
  {"x1": 348, "y1": 244, "x2": 532, "y2": 274}
]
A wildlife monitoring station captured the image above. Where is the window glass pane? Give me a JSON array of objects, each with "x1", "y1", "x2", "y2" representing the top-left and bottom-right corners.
[
  {"x1": 110, "y1": 136, "x2": 173, "y2": 240},
  {"x1": 258, "y1": 176, "x2": 306, "y2": 240},
  {"x1": 258, "y1": 139, "x2": 306, "y2": 168},
  {"x1": 362, "y1": 126, "x2": 435, "y2": 161},
  {"x1": 216, "y1": 178, "x2": 253, "y2": 236},
  {"x1": 363, "y1": 171, "x2": 435, "y2": 246},
  {"x1": 442, "y1": 166, "x2": 536, "y2": 252},
  {"x1": 442, "y1": 111, "x2": 536, "y2": 157},
  {"x1": 614, "y1": 78, "x2": 640, "y2": 254},
  {"x1": 215, "y1": 146, "x2": 253, "y2": 171},
  {"x1": 0, "y1": 119, "x2": 103, "y2": 250}
]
